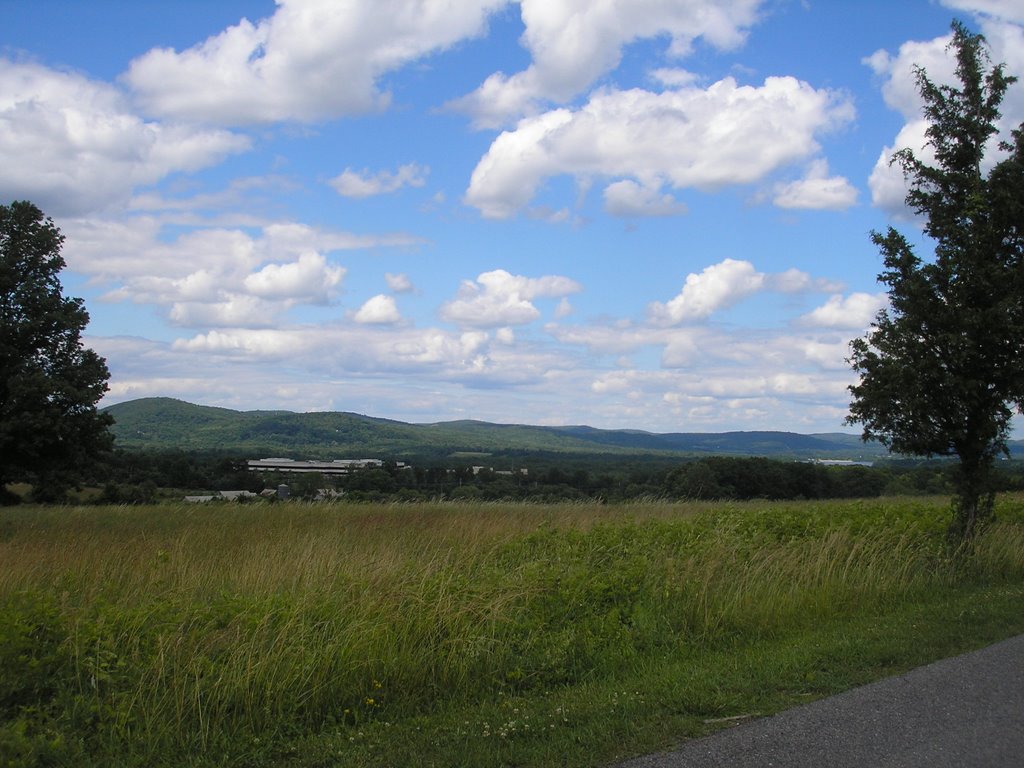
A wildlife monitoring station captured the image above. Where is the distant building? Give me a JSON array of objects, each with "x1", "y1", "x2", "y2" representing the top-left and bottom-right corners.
[
  {"x1": 806, "y1": 459, "x2": 874, "y2": 467},
  {"x1": 184, "y1": 490, "x2": 259, "y2": 503},
  {"x1": 220, "y1": 490, "x2": 260, "y2": 500},
  {"x1": 246, "y1": 458, "x2": 407, "y2": 475},
  {"x1": 470, "y1": 465, "x2": 527, "y2": 476}
]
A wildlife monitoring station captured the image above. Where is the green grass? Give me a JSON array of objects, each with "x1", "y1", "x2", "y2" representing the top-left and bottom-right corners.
[{"x1": 2, "y1": 496, "x2": 1024, "y2": 767}]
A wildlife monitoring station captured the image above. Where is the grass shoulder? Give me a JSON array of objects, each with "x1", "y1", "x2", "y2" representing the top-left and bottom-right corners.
[{"x1": 306, "y1": 581, "x2": 1024, "y2": 768}]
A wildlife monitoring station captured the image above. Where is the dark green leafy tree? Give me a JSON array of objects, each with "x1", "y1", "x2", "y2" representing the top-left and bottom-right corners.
[
  {"x1": 847, "y1": 22, "x2": 1024, "y2": 543},
  {"x1": 1, "y1": 201, "x2": 114, "y2": 502}
]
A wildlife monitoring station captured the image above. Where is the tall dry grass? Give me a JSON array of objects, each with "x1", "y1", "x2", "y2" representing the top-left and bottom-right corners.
[{"x1": 2, "y1": 496, "x2": 1023, "y2": 761}]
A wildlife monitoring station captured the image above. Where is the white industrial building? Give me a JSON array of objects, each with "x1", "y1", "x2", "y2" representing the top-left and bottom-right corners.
[{"x1": 246, "y1": 458, "x2": 407, "y2": 475}]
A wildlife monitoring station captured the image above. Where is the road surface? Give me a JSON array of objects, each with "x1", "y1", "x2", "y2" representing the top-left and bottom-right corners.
[{"x1": 617, "y1": 633, "x2": 1024, "y2": 768}]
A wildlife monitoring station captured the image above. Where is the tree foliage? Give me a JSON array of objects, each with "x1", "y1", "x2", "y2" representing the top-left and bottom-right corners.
[
  {"x1": 847, "y1": 22, "x2": 1024, "y2": 541},
  {"x1": 0, "y1": 201, "x2": 113, "y2": 501}
]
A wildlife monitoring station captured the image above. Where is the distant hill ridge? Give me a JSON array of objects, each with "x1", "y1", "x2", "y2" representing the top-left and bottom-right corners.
[{"x1": 102, "y1": 397, "x2": 891, "y2": 461}]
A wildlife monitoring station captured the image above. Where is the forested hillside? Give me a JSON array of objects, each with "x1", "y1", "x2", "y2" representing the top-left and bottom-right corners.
[{"x1": 104, "y1": 397, "x2": 887, "y2": 461}]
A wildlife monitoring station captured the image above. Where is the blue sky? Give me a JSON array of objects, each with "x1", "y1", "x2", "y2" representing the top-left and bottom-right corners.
[{"x1": 3, "y1": 0, "x2": 1023, "y2": 433}]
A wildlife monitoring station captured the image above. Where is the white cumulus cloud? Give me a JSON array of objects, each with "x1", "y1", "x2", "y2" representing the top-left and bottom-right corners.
[
  {"x1": 385, "y1": 272, "x2": 415, "y2": 293},
  {"x1": 941, "y1": 0, "x2": 1024, "y2": 24},
  {"x1": 329, "y1": 163, "x2": 428, "y2": 198},
  {"x1": 452, "y1": 0, "x2": 763, "y2": 128},
  {"x1": 58, "y1": 219, "x2": 423, "y2": 330},
  {"x1": 772, "y1": 159, "x2": 857, "y2": 210},
  {"x1": 649, "y1": 259, "x2": 765, "y2": 325},
  {"x1": 0, "y1": 60, "x2": 248, "y2": 216},
  {"x1": 244, "y1": 251, "x2": 345, "y2": 303},
  {"x1": 647, "y1": 260, "x2": 846, "y2": 327},
  {"x1": 866, "y1": 15, "x2": 1024, "y2": 216},
  {"x1": 170, "y1": 295, "x2": 282, "y2": 329},
  {"x1": 465, "y1": 77, "x2": 854, "y2": 219},
  {"x1": 765, "y1": 268, "x2": 844, "y2": 294},
  {"x1": 603, "y1": 179, "x2": 688, "y2": 217},
  {"x1": 124, "y1": 0, "x2": 510, "y2": 125},
  {"x1": 440, "y1": 268, "x2": 582, "y2": 328},
  {"x1": 354, "y1": 294, "x2": 402, "y2": 324},
  {"x1": 801, "y1": 293, "x2": 888, "y2": 329}
]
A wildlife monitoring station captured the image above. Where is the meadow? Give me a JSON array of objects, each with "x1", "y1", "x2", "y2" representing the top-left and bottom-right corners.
[{"x1": 3, "y1": 496, "x2": 1024, "y2": 767}]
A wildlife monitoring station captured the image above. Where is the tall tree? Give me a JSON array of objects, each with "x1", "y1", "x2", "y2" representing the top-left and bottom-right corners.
[
  {"x1": 847, "y1": 22, "x2": 1024, "y2": 543},
  {"x1": 0, "y1": 201, "x2": 114, "y2": 502}
]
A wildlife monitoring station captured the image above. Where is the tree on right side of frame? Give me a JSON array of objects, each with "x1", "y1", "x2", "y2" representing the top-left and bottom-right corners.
[
  {"x1": 0, "y1": 200, "x2": 114, "y2": 503},
  {"x1": 847, "y1": 21, "x2": 1024, "y2": 544}
]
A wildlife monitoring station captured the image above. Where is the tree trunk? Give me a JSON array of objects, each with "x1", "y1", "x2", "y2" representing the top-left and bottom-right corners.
[{"x1": 950, "y1": 451, "x2": 995, "y2": 546}]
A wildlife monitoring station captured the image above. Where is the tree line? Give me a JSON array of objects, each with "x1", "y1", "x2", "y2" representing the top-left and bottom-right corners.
[{"x1": 68, "y1": 448, "x2": 1024, "y2": 505}]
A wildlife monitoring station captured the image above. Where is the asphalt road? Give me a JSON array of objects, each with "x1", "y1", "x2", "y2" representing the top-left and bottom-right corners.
[{"x1": 617, "y1": 634, "x2": 1024, "y2": 768}]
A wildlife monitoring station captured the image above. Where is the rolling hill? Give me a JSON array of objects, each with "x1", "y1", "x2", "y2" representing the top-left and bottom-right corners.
[{"x1": 102, "y1": 397, "x2": 890, "y2": 461}]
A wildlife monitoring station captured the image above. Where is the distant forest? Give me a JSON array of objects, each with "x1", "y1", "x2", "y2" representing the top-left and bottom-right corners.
[
  {"x1": 76, "y1": 398, "x2": 1024, "y2": 505},
  {"x1": 90, "y1": 448, "x2": 1024, "y2": 505}
]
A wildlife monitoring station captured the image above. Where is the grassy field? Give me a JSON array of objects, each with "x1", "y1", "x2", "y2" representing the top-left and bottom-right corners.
[{"x1": 3, "y1": 496, "x2": 1024, "y2": 767}]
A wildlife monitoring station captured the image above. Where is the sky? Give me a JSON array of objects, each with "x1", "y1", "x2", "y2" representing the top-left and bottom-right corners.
[{"x1": 3, "y1": 0, "x2": 1024, "y2": 434}]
